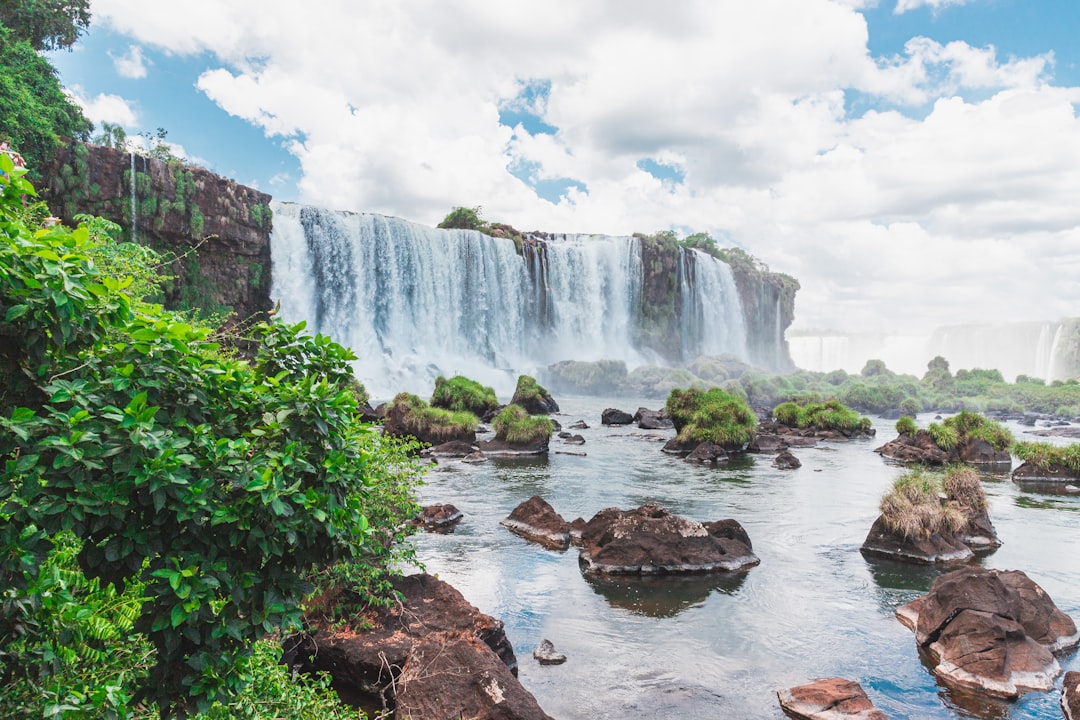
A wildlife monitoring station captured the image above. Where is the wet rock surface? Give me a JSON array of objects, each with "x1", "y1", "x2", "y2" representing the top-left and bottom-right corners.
[
  {"x1": 777, "y1": 677, "x2": 888, "y2": 720},
  {"x1": 412, "y1": 503, "x2": 464, "y2": 532},
  {"x1": 532, "y1": 639, "x2": 567, "y2": 666},
  {"x1": 501, "y1": 496, "x2": 571, "y2": 550},
  {"x1": 1064, "y1": 671, "x2": 1080, "y2": 720},
  {"x1": 577, "y1": 504, "x2": 758, "y2": 574},
  {"x1": 895, "y1": 567, "x2": 1078, "y2": 698},
  {"x1": 876, "y1": 431, "x2": 1010, "y2": 467}
]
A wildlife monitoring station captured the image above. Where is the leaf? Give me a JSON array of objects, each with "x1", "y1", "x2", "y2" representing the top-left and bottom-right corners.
[{"x1": 5, "y1": 304, "x2": 29, "y2": 321}]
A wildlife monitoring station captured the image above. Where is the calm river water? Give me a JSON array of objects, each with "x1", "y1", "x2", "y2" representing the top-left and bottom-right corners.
[{"x1": 408, "y1": 397, "x2": 1080, "y2": 719}]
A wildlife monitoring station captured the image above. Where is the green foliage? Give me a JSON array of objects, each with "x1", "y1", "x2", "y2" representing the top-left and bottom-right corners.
[
  {"x1": 430, "y1": 375, "x2": 500, "y2": 417},
  {"x1": 899, "y1": 397, "x2": 921, "y2": 417},
  {"x1": 189, "y1": 206, "x2": 205, "y2": 238},
  {"x1": 0, "y1": 0, "x2": 91, "y2": 51},
  {"x1": 511, "y1": 374, "x2": 553, "y2": 406},
  {"x1": 895, "y1": 416, "x2": 917, "y2": 436},
  {"x1": 927, "y1": 421, "x2": 959, "y2": 451},
  {"x1": 0, "y1": 25, "x2": 91, "y2": 180},
  {"x1": 943, "y1": 410, "x2": 1013, "y2": 451},
  {"x1": 1011, "y1": 441, "x2": 1080, "y2": 473},
  {"x1": 437, "y1": 205, "x2": 487, "y2": 231},
  {"x1": 679, "y1": 231, "x2": 719, "y2": 257},
  {"x1": 861, "y1": 359, "x2": 889, "y2": 377},
  {"x1": 665, "y1": 387, "x2": 757, "y2": 450},
  {"x1": 388, "y1": 392, "x2": 479, "y2": 444},
  {"x1": 878, "y1": 469, "x2": 975, "y2": 539},
  {"x1": 249, "y1": 204, "x2": 272, "y2": 230},
  {"x1": 771, "y1": 399, "x2": 871, "y2": 433},
  {"x1": 492, "y1": 404, "x2": 553, "y2": 445},
  {"x1": 1, "y1": 169, "x2": 422, "y2": 716}
]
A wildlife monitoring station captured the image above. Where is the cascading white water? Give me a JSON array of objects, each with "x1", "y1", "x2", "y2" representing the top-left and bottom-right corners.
[
  {"x1": 270, "y1": 203, "x2": 765, "y2": 398},
  {"x1": 129, "y1": 150, "x2": 136, "y2": 243}
]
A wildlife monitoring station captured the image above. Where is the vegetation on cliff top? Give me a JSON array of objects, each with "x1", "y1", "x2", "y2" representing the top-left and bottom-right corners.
[
  {"x1": 0, "y1": 162, "x2": 421, "y2": 717},
  {"x1": 665, "y1": 387, "x2": 757, "y2": 450}
]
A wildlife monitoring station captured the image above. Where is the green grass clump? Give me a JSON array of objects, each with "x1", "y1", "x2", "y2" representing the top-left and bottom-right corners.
[
  {"x1": 492, "y1": 404, "x2": 553, "y2": 445},
  {"x1": 927, "y1": 421, "x2": 959, "y2": 451},
  {"x1": 389, "y1": 392, "x2": 478, "y2": 441},
  {"x1": 1011, "y1": 441, "x2": 1080, "y2": 473},
  {"x1": 879, "y1": 469, "x2": 975, "y2": 539},
  {"x1": 430, "y1": 375, "x2": 499, "y2": 416},
  {"x1": 895, "y1": 416, "x2": 917, "y2": 436},
  {"x1": 927, "y1": 411, "x2": 1013, "y2": 452},
  {"x1": 771, "y1": 399, "x2": 871, "y2": 433},
  {"x1": 666, "y1": 387, "x2": 757, "y2": 449},
  {"x1": 512, "y1": 374, "x2": 549, "y2": 403}
]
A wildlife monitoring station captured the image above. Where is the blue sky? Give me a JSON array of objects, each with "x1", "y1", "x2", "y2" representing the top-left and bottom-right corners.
[{"x1": 46, "y1": 0, "x2": 1080, "y2": 336}]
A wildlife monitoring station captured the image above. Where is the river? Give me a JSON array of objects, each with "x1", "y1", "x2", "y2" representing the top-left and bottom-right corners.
[{"x1": 408, "y1": 397, "x2": 1080, "y2": 719}]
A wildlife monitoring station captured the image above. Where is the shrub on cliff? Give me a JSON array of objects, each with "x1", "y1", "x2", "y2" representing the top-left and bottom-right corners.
[
  {"x1": 665, "y1": 387, "x2": 757, "y2": 450},
  {"x1": 492, "y1": 404, "x2": 553, "y2": 445},
  {"x1": 430, "y1": 374, "x2": 500, "y2": 417},
  {"x1": 0, "y1": 162, "x2": 422, "y2": 716}
]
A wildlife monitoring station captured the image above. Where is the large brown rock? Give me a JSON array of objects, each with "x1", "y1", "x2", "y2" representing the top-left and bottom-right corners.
[
  {"x1": 876, "y1": 430, "x2": 1009, "y2": 466},
  {"x1": 501, "y1": 496, "x2": 571, "y2": 550},
  {"x1": 777, "y1": 677, "x2": 888, "y2": 720},
  {"x1": 1013, "y1": 461, "x2": 1080, "y2": 485},
  {"x1": 860, "y1": 516, "x2": 975, "y2": 565},
  {"x1": 285, "y1": 574, "x2": 534, "y2": 716},
  {"x1": 394, "y1": 631, "x2": 554, "y2": 720},
  {"x1": 578, "y1": 504, "x2": 759, "y2": 574},
  {"x1": 895, "y1": 567, "x2": 1078, "y2": 698},
  {"x1": 1064, "y1": 671, "x2": 1080, "y2": 720}
]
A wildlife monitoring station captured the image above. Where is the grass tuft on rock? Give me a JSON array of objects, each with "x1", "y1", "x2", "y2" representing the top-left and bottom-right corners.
[
  {"x1": 895, "y1": 416, "x2": 917, "y2": 436},
  {"x1": 665, "y1": 387, "x2": 757, "y2": 449},
  {"x1": 492, "y1": 404, "x2": 553, "y2": 445},
  {"x1": 389, "y1": 392, "x2": 478, "y2": 442},
  {"x1": 879, "y1": 467, "x2": 986, "y2": 539},
  {"x1": 927, "y1": 411, "x2": 1013, "y2": 452},
  {"x1": 1011, "y1": 440, "x2": 1080, "y2": 473},
  {"x1": 430, "y1": 375, "x2": 500, "y2": 417},
  {"x1": 772, "y1": 399, "x2": 871, "y2": 433}
]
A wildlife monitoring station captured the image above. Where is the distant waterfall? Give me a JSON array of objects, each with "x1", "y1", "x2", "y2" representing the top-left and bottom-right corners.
[
  {"x1": 271, "y1": 203, "x2": 766, "y2": 398},
  {"x1": 129, "y1": 150, "x2": 136, "y2": 243}
]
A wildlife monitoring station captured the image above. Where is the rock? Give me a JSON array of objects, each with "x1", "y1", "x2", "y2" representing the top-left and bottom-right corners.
[
  {"x1": 413, "y1": 503, "x2": 463, "y2": 532},
  {"x1": 777, "y1": 678, "x2": 888, "y2": 720},
  {"x1": 876, "y1": 431, "x2": 1009, "y2": 467},
  {"x1": 357, "y1": 401, "x2": 381, "y2": 423},
  {"x1": 601, "y1": 408, "x2": 635, "y2": 426},
  {"x1": 1064, "y1": 671, "x2": 1080, "y2": 720},
  {"x1": 561, "y1": 434, "x2": 586, "y2": 445},
  {"x1": 895, "y1": 567, "x2": 1078, "y2": 698},
  {"x1": 285, "y1": 574, "x2": 533, "y2": 715},
  {"x1": 477, "y1": 437, "x2": 549, "y2": 456},
  {"x1": 510, "y1": 377, "x2": 559, "y2": 415},
  {"x1": 1013, "y1": 461, "x2": 1080, "y2": 485},
  {"x1": 861, "y1": 516, "x2": 974, "y2": 564},
  {"x1": 635, "y1": 407, "x2": 674, "y2": 430},
  {"x1": 685, "y1": 442, "x2": 729, "y2": 464},
  {"x1": 568, "y1": 420, "x2": 589, "y2": 430},
  {"x1": 422, "y1": 440, "x2": 480, "y2": 458},
  {"x1": 383, "y1": 396, "x2": 477, "y2": 447},
  {"x1": 774, "y1": 450, "x2": 801, "y2": 469},
  {"x1": 395, "y1": 630, "x2": 555, "y2": 720},
  {"x1": 462, "y1": 451, "x2": 488, "y2": 464},
  {"x1": 748, "y1": 434, "x2": 788, "y2": 453},
  {"x1": 957, "y1": 437, "x2": 1011, "y2": 466},
  {"x1": 501, "y1": 496, "x2": 571, "y2": 550},
  {"x1": 532, "y1": 639, "x2": 567, "y2": 665},
  {"x1": 568, "y1": 517, "x2": 587, "y2": 546},
  {"x1": 661, "y1": 436, "x2": 698, "y2": 456},
  {"x1": 577, "y1": 504, "x2": 759, "y2": 574}
]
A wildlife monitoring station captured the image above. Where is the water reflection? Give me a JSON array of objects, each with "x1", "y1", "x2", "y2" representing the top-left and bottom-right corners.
[
  {"x1": 1012, "y1": 484, "x2": 1080, "y2": 502},
  {"x1": 582, "y1": 569, "x2": 748, "y2": 617}
]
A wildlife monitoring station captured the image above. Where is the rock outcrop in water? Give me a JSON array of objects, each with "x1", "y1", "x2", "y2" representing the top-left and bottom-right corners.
[
  {"x1": 577, "y1": 504, "x2": 759, "y2": 574},
  {"x1": 777, "y1": 678, "x2": 887, "y2": 720},
  {"x1": 42, "y1": 143, "x2": 272, "y2": 323},
  {"x1": 501, "y1": 496, "x2": 571, "y2": 550},
  {"x1": 895, "y1": 567, "x2": 1079, "y2": 699},
  {"x1": 286, "y1": 573, "x2": 552, "y2": 719}
]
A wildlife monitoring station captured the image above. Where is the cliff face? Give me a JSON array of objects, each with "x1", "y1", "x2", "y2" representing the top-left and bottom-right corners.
[{"x1": 41, "y1": 143, "x2": 273, "y2": 322}]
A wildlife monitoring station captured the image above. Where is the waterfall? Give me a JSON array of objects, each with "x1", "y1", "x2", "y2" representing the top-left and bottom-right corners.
[
  {"x1": 129, "y1": 150, "x2": 136, "y2": 243},
  {"x1": 270, "y1": 203, "x2": 769, "y2": 398}
]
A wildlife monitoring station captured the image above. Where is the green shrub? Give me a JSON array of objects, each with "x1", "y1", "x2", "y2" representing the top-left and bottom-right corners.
[
  {"x1": 437, "y1": 205, "x2": 487, "y2": 231},
  {"x1": 900, "y1": 397, "x2": 921, "y2": 416},
  {"x1": 772, "y1": 399, "x2": 871, "y2": 433},
  {"x1": 945, "y1": 410, "x2": 1013, "y2": 451},
  {"x1": 896, "y1": 416, "x2": 917, "y2": 436},
  {"x1": 1011, "y1": 441, "x2": 1080, "y2": 473},
  {"x1": 492, "y1": 404, "x2": 553, "y2": 445},
  {"x1": 927, "y1": 422, "x2": 959, "y2": 450},
  {"x1": 430, "y1": 374, "x2": 500, "y2": 416},
  {"x1": 773, "y1": 401, "x2": 800, "y2": 426},
  {"x1": 665, "y1": 387, "x2": 757, "y2": 449}
]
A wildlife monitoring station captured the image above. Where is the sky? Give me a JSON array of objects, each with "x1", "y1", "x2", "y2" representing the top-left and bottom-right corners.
[{"x1": 48, "y1": 0, "x2": 1080, "y2": 337}]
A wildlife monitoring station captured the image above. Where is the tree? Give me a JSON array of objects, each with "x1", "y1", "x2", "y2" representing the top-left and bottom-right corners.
[
  {"x1": 437, "y1": 205, "x2": 486, "y2": 231},
  {"x1": 0, "y1": 161, "x2": 421, "y2": 717},
  {"x1": 94, "y1": 121, "x2": 128, "y2": 149},
  {"x1": 0, "y1": 24, "x2": 91, "y2": 178},
  {"x1": 0, "y1": 0, "x2": 91, "y2": 51}
]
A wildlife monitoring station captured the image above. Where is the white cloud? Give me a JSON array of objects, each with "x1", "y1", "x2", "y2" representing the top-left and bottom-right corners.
[
  {"x1": 894, "y1": 0, "x2": 973, "y2": 14},
  {"x1": 87, "y1": 0, "x2": 1080, "y2": 336},
  {"x1": 110, "y1": 44, "x2": 148, "y2": 79},
  {"x1": 67, "y1": 87, "x2": 138, "y2": 126}
]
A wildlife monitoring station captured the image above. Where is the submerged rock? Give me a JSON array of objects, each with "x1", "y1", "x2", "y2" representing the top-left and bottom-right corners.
[
  {"x1": 422, "y1": 440, "x2": 480, "y2": 458},
  {"x1": 1013, "y1": 461, "x2": 1080, "y2": 486},
  {"x1": 501, "y1": 496, "x2": 571, "y2": 550},
  {"x1": 685, "y1": 442, "x2": 729, "y2": 464},
  {"x1": 777, "y1": 678, "x2": 887, "y2": 720},
  {"x1": 602, "y1": 408, "x2": 635, "y2": 425},
  {"x1": 412, "y1": 503, "x2": 464, "y2": 533},
  {"x1": 577, "y1": 504, "x2": 758, "y2": 574},
  {"x1": 532, "y1": 639, "x2": 567, "y2": 665},
  {"x1": 895, "y1": 567, "x2": 1079, "y2": 699}
]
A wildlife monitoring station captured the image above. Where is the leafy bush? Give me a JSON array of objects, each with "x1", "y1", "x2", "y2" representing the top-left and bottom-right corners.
[
  {"x1": 430, "y1": 374, "x2": 499, "y2": 416},
  {"x1": 492, "y1": 404, "x2": 553, "y2": 445},
  {"x1": 0, "y1": 164, "x2": 422, "y2": 716},
  {"x1": 895, "y1": 416, "x2": 917, "y2": 436},
  {"x1": 665, "y1": 387, "x2": 757, "y2": 450},
  {"x1": 437, "y1": 205, "x2": 487, "y2": 231}
]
